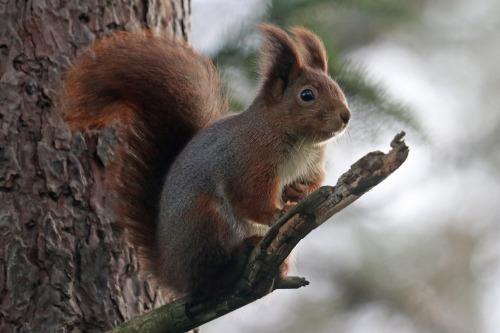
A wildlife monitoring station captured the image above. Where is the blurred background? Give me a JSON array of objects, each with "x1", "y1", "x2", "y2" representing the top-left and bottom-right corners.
[{"x1": 191, "y1": 0, "x2": 500, "y2": 332}]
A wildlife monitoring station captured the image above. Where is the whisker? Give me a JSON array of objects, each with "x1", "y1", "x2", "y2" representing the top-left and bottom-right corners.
[{"x1": 346, "y1": 130, "x2": 354, "y2": 163}]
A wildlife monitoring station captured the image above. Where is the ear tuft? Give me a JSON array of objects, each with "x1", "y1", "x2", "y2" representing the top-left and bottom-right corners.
[
  {"x1": 290, "y1": 26, "x2": 328, "y2": 72},
  {"x1": 258, "y1": 24, "x2": 302, "y2": 97}
]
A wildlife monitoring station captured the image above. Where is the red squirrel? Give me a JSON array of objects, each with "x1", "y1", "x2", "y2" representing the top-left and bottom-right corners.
[{"x1": 61, "y1": 25, "x2": 350, "y2": 296}]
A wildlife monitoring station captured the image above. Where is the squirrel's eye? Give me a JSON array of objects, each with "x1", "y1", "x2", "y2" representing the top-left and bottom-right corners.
[{"x1": 300, "y1": 89, "x2": 315, "y2": 102}]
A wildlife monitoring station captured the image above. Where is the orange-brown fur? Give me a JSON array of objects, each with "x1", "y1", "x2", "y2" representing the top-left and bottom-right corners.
[
  {"x1": 61, "y1": 31, "x2": 228, "y2": 275},
  {"x1": 61, "y1": 25, "x2": 350, "y2": 296}
]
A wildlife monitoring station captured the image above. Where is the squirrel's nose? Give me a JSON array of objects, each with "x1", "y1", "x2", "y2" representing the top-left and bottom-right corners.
[{"x1": 340, "y1": 108, "x2": 351, "y2": 124}]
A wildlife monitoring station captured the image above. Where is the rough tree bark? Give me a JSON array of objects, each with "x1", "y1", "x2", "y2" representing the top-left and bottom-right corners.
[{"x1": 0, "y1": 1, "x2": 189, "y2": 331}]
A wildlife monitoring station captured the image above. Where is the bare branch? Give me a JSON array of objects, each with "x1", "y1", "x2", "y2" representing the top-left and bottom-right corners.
[{"x1": 108, "y1": 132, "x2": 409, "y2": 333}]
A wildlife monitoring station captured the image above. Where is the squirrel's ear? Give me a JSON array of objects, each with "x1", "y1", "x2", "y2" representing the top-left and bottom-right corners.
[
  {"x1": 290, "y1": 27, "x2": 328, "y2": 73},
  {"x1": 258, "y1": 24, "x2": 302, "y2": 97}
]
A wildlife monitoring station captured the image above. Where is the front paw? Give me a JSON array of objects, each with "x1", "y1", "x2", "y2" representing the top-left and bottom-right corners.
[{"x1": 282, "y1": 182, "x2": 308, "y2": 203}]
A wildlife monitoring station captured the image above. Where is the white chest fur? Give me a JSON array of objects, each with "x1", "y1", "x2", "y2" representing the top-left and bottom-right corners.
[{"x1": 276, "y1": 142, "x2": 325, "y2": 206}]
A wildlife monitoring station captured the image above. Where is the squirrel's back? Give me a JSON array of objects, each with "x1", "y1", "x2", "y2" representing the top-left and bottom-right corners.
[{"x1": 61, "y1": 31, "x2": 229, "y2": 272}]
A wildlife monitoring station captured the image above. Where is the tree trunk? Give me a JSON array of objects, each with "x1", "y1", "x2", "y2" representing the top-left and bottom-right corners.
[{"x1": 0, "y1": 1, "x2": 190, "y2": 331}]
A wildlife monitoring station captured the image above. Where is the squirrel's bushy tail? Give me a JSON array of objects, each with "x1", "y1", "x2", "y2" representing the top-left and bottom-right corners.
[{"x1": 61, "y1": 31, "x2": 228, "y2": 271}]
